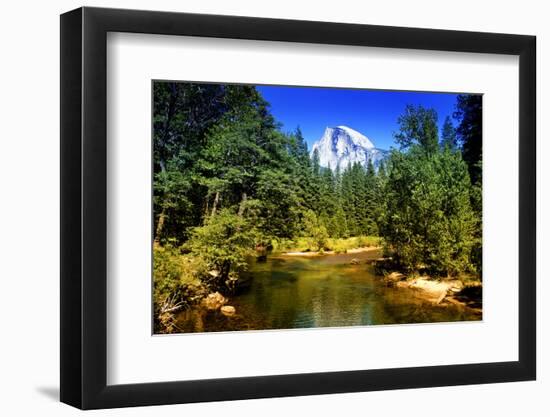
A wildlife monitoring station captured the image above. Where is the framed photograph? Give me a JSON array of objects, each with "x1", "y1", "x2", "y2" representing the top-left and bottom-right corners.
[{"x1": 60, "y1": 6, "x2": 536, "y2": 409}]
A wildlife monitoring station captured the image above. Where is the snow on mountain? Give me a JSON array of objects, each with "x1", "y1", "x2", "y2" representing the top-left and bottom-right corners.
[{"x1": 310, "y1": 126, "x2": 388, "y2": 171}]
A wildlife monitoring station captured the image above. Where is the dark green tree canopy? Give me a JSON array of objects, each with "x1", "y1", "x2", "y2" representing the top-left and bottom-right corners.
[
  {"x1": 394, "y1": 104, "x2": 439, "y2": 154},
  {"x1": 454, "y1": 94, "x2": 482, "y2": 185}
]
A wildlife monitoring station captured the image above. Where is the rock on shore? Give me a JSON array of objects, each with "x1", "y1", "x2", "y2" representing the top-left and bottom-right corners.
[
  {"x1": 383, "y1": 273, "x2": 466, "y2": 305},
  {"x1": 202, "y1": 292, "x2": 227, "y2": 310},
  {"x1": 220, "y1": 305, "x2": 236, "y2": 316}
]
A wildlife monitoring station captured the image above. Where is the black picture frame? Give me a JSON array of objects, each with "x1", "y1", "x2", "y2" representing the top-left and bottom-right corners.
[{"x1": 60, "y1": 6, "x2": 536, "y2": 410}]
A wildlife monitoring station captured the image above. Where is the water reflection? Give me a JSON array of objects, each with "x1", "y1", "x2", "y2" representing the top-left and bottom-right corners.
[{"x1": 175, "y1": 250, "x2": 481, "y2": 333}]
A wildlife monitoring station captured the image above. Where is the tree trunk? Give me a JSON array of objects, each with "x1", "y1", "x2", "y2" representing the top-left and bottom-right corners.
[
  {"x1": 154, "y1": 158, "x2": 167, "y2": 245},
  {"x1": 220, "y1": 260, "x2": 231, "y2": 282},
  {"x1": 154, "y1": 210, "x2": 166, "y2": 245},
  {"x1": 203, "y1": 198, "x2": 210, "y2": 221},
  {"x1": 238, "y1": 192, "x2": 248, "y2": 217},
  {"x1": 210, "y1": 192, "x2": 220, "y2": 218}
]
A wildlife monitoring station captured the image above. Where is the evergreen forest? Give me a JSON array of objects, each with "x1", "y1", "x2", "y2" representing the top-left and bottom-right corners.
[{"x1": 152, "y1": 82, "x2": 482, "y2": 332}]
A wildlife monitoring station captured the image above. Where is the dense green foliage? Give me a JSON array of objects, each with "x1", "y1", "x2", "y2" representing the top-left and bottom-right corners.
[
  {"x1": 380, "y1": 103, "x2": 481, "y2": 276},
  {"x1": 152, "y1": 82, "x2": 483, "y2": 330},
  {"x1": 394, "y1": 104, "x2": 439, "y2": 154},
  {"x1": 380, "y1": 147, "x2": 477, "y2": 275},
  {"x1": 184, "y1": 208, "x2": 258, "y2": 290},
  {"x1": 153, "y1": 82, "x2": 386, "y2": 250},
  {"x1": 453, "y1": 94, "x2": 483, "y2": 269}
]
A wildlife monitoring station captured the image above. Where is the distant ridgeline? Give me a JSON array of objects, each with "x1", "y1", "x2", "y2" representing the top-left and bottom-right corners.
[{"x1": 310, "y1": 126, "x2": 388, "y2": 171}]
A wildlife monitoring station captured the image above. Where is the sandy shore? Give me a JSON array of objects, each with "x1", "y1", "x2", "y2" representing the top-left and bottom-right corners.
[{"x1": 282, "y1": 246, "x2": 381, "y2": 257}]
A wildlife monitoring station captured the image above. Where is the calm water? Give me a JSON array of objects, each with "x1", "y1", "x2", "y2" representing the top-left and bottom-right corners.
[{"x1": 175, "y1": 250, "x2": 481, "y2": 333}]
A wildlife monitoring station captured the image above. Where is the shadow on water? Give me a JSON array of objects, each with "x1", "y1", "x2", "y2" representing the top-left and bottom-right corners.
[{"x1": 175, "y1": 249, "x2": 481, "y2": 333}]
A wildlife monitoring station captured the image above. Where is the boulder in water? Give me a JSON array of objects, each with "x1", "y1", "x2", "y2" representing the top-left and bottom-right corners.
[
  {"x1": 202, "y1": 292, "x2": 227, "y2": 310},
  {"x1": 220, "y1": 305, "x2": 236, "y2": 316}
]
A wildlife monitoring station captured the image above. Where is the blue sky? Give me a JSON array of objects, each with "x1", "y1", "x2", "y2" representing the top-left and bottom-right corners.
[{"x1": 257, "y1": 85, "x2": 460, "y2": 150}]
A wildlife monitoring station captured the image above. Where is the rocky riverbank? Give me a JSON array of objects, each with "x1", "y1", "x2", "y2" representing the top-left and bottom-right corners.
[
  {"x1": 202, "y1": 291, "x2": 238, "y2": 316},
  {"x1": 382, "y1": 271, "x2": 482, "y2": 313}
]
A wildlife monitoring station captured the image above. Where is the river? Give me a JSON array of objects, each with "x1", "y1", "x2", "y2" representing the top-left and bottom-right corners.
[{"x1": 175, "y1": 249, "x2": 481, "y2": 333}]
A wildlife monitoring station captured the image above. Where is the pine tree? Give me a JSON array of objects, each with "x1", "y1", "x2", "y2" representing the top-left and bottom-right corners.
[
  {"x1": 441, "y1": 115, "x2": 457, "y2": 150},
  {"x1": 311, "y1": 148, "x2": 321, "y2": 177},
  {"x1": 363, "y1": 159, "x2": 378, "y2": 235},
  {"x1": 454, "y1": 94, "x2": 483, "y2": 272},
  {"x1": 394, "y1": 104, "x2": 439, "y2": 154},
  {"x1": 454, "y1": 94, "x2": 482, "y2": 186},
  {"x1": 340, "y1": 166, "x2": 357, "y2": 236}
]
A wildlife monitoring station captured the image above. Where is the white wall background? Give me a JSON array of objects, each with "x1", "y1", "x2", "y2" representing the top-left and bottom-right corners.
[{"x1": 0, "y1": 0, "x2": 546, "y2": 415}]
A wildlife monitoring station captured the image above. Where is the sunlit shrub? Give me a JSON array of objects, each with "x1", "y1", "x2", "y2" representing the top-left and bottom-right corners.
[{"x1": 153, "y1": 242, "x2": 208, "y2": 333}]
